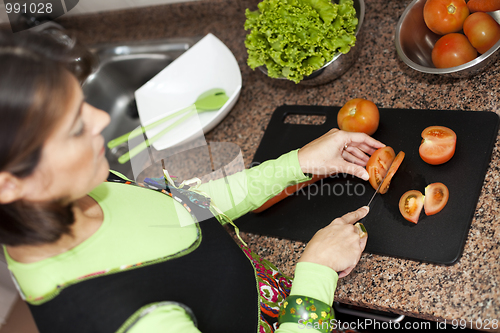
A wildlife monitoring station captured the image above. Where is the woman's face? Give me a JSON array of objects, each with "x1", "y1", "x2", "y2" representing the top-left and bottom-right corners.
[{"x1": 22, "y1": 74, "x2": 110, "y2": 204}]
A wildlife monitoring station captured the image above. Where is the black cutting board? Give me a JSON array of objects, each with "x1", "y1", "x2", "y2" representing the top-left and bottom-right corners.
[{"x1": 236, "y1": 105, "x2": 499, "y2": 265}]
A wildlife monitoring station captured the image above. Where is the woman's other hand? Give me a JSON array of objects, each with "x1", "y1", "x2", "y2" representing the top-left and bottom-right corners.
[
  {"x1": 297, "y1": 129, "x2": 385, "y2": 181},
  {"x1": 298, "y1": 206, "x2": 369, "y2": 278}
]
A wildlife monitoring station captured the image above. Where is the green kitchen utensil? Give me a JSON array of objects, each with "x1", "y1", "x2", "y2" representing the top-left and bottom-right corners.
[{"x1": 112, "y1": 88, "x2": 229, "y2": 164}]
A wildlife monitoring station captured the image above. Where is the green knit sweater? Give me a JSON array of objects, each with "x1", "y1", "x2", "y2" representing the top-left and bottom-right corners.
[{"x1": 4, "y1": 150, "x2": 339, "y2": 332}]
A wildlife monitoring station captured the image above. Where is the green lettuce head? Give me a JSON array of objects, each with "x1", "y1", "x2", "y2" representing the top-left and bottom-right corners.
[{"x1": 244, "y1": 0, "x2": 358, "y2": 84}]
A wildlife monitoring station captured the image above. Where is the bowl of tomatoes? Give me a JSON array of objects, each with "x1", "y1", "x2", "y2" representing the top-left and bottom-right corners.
[{"x1": 395, "y1": 0, "x2": 500, "y2": 77}]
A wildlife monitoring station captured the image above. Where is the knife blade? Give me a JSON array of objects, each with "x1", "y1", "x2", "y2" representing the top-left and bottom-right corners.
[
  {"x1": 366, "y1": 173, "x2": 385, "y2": 208},
  {"x1": 354, "y1": 159, "x2": 396, "y2": 237},
  {"x1": 365, "y1": 156, "x2": 397, "y2": 208}
]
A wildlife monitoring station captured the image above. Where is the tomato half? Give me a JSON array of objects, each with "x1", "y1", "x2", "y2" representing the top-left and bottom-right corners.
[
  {"x1": 463, "y1": 12, "x2": 500, "y2": 54},
  {"x1": 366, "y1": 147, "x2": 395, "y2": 191},
  {"x1": 423, "y1": 0, "x2": 470, "y2": 35},
  {"x1": 253, "y1": 175, "x2": 326, "y2": 213},
  {"x1": 337, "y1": 98, "x2": 380, "y2": 136},
  {"x1": 379, "y1": 151, "x2": 405, "y2": 194},
  {"x1": 424, "y1": 182, "x2": 449, "y2": 215},
  {"x1": 399, "y1": 190, "x2": 425, "y2": 223},
  {"x1": 432, "y1": 33, "x2": 478, "y2": 68},
  {"x1": 419, "y1": 126, "x2": 457, "y2": 165}
]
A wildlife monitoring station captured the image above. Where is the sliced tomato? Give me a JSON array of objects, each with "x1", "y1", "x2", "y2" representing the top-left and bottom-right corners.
[
  {"x1": 253, "y1": 175, "x2": 326, "y2": 213},
  {"x1": 366, "y1": 147, "x2": 395, "y2": 191},
  {"x1": 379, "y1": 151, "x2": 405, "y2": 194},
  {"x1": 424, "y1": 182, "x2": 449, "y2": 215},
  {"x1": 419, "y1": 126, "x2": 457, "y2": 165},
  {"x1": 399, "y1": 190, "x2": 425, "y2": 223}
]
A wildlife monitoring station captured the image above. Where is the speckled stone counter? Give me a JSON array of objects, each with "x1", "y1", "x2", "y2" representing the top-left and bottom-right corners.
[{"x1": 6, "y1": 0, "x2": 499, "y2": 329}]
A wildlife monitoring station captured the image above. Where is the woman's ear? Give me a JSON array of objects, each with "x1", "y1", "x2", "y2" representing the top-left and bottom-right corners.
[{"x1": 0, "y1": 172, "x2": 24, "y2": 204}]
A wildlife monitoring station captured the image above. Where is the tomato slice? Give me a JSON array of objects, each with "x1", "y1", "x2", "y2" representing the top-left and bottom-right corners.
[
  {"x1": 379, "y1": 151, "x2": 405, "y2": 194},
  {"x1": 399, "y1": 190, "x2": 425, "y2": 223},
  {"x1": 366, "y1": 147, "x2": 395, "y2": 191},
  {"x1": 424, "y1": 182, "x2": 449, "y2": 216},
  {"x1": 253, "y1": 175, "x2": 326, "y2": 213},
  {"x1": 419, "y1": 126, "x2": 457, "y2": 165}
]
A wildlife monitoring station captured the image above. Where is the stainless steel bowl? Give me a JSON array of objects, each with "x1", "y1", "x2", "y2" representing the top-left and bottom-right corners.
[
  {"x1": 259, "y1": 0, "x2": 365, "y2": 86},
  {"x1": 395, "y1": 0, "x2": 500, "y2": 77}
]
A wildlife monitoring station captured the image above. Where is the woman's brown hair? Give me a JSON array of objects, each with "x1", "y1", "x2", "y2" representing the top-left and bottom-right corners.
[{"x1": 0, "y1": 30, "x2": 94, "y2": 246}]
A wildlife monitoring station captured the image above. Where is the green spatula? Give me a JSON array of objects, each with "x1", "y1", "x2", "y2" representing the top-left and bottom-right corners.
[
  {"x1": 116, "y1": 88, "x2": 229, "y2": 164},
  {"x1": 108, "y1": 88, "x2": 229, "y2": 151}
]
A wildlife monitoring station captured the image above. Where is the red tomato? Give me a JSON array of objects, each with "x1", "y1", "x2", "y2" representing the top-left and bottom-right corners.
[
  {"x1": 463, "y1": 12, "x2": 500, "y2": 54},
  {"x1": 253, "y1": 175, "x2": 326, "y2": 213},
  {"x1": 366, "y1": 147, "x2": 395, "y2": 191},
  {"x1": 337, "y1": 98, "x2": 380, "y2": 136},
  {"x1": 432, "y1": 33, "x2": 478, "y2": 68},
  {"x1": 424, "y1": 0, "x2": 470, "y2": 35},
  {"x1": 424, "y1": 182, "x2": 449, "y2": 215},
  {"x1": 419, "y1": 126, "x2": 457, "y2": 165},
  {"x1": 379, "y1": 151, "x2": 405, "y2": 195},
  {"x1": 399, "y1": 190, "x2": 425, "y2": 223},
  {"x1": 467, "y1": 0, "x2": 500, "y2": 13}
]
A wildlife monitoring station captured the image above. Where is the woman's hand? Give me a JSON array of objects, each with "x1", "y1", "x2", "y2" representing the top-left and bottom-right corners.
[
  {"x1": 297, "y1": 129, "x2": 385, "y2": 181},
  {"x1": 298, "y1": 206, "x2": 369, "y2": 278}
]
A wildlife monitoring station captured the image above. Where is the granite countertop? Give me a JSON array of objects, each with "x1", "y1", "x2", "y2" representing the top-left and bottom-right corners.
[{"x1": 8, "y1": 0, "x2": 499, "y2": 329}]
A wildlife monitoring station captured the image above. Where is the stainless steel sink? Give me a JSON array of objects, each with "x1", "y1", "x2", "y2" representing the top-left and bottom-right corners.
[{"x1": 82, "y1": 37, "x2": 201, "y2": 179}]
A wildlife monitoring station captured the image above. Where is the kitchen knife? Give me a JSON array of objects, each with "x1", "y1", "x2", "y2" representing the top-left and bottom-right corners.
[
  {"x1": 354, "y1": 159, "x2": 396, "y2": 237},
  {"x1": 366, "y1": 170, "x2": 387, "y2": 208}
]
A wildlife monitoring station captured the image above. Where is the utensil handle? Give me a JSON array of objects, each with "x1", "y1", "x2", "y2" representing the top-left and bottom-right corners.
[
  {"x1": 107, "y1": 104, "x2": 195, "y2": 149},
  {"x1": 117, "y1": 108, "x2": 197, "y2": 164}
]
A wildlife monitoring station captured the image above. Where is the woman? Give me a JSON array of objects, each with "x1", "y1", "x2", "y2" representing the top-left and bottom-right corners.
[{"x1": 0, "y1": 30, "x2": 385, "y2": 333}]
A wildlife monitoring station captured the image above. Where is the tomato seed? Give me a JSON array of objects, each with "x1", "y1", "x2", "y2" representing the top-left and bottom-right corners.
[{"x1": 405, "y1": 196, "x2": 417, "y2": 214}]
